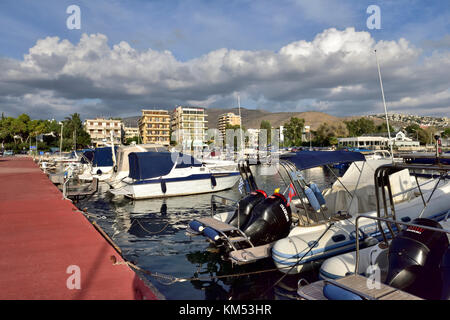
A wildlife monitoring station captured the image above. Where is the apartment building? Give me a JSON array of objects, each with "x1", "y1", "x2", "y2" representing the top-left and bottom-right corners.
[
  {"x1": 123, "y1": 126, "x2": 140, "y2": 140},
  {"x1": 217, "y1": 112, "x2": 241, "y2": 140},
  {"x1": 138, "y1": 109, "x2": 171, "y2": 146},
  {"x1": 171, "y1": 106, "x2": 208, "y2": 147},
  {"x1": 84, "y1": 118, "x2": 123, "y2": 147}
]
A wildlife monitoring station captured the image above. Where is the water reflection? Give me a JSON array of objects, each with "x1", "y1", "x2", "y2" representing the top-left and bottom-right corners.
[{"x1": 77, "y1": 164, "x2": 336, "y2": 300}]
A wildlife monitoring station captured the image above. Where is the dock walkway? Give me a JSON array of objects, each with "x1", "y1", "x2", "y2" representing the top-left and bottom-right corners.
[{"x1": 0, "y1": 157, "x2": 160, "y2": 300}]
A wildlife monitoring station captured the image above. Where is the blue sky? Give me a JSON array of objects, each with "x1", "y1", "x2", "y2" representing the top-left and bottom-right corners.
[
  {"x1": 0, "y1": 0, "x2": 449, "y2": 119},
  {"x1": 1, "y1": 0, "x2": 449, "y2": 60}
]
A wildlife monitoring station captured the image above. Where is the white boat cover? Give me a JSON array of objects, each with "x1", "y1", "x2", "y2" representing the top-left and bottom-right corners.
[{"x1": 323, "y1": 159, "x2": 395, "y2": 215}]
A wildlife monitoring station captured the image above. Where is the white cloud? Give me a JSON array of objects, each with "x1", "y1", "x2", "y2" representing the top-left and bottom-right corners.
[{"x1": 1, "y1": 27, "x2": 449, "y2": 119}]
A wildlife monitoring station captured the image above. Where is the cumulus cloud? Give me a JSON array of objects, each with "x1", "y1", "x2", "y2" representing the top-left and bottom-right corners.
[{"x1": 1, "y1": 27, "x2": 449, "y2": 119}]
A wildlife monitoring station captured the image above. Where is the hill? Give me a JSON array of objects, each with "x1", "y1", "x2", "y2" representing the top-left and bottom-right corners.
[{"x1": 122, "y1": 108, "x2": 403, "y2": 131}]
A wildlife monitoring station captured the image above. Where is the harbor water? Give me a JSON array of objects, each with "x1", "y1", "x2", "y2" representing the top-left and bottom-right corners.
[{"x1": 77, "y1": 165, "x2": 336, "y2": 300}]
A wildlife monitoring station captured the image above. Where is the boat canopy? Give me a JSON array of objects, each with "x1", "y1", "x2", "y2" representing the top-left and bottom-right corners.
[
  {"x1": 128, "y1": 151, "x2": 174, "y2": 180},
  {"x1": 284, "y1": 151, "x2": 365, "y2": 171},
  {"x1": 128, "y1": 151, "x2": 202, "y2": 180},
  {"x1": 91, "y1": 146, "x2": 117, "y2": 167}
]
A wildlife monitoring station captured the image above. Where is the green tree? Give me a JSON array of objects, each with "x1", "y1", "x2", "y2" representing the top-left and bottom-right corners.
[
  {"x1": 315, "y1": 122, "x2": 348, "y2": 146},
  {"x1": 441, "y1": 127, "x2": 450, "y2": 138},
  {"x1": 62, "y1": 113, "x2": 91, "y2": 150},
  {"x1": 283, "y1": 117, "x2": 305, "y2": 147},
  {"x1": 375, "y1": 122, "x2": 395, "y2": 134},
  {"x1": 344, "y1": 118, "x2": 376, "y2": 136},
  {"x1": 125, "y1": 136, "x2": 140, "y2": 145}
]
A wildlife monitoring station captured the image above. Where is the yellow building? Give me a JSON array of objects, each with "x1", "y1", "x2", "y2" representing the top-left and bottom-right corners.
[
  {"x1": 84, "y1": 118, "x2": 123, "y2": 147},
  {"x1": 138, "y1": 110, "x2": 171, "y2": 146},
  {"x1": 217, "y1": 112, "x2": 241, "y2": 139},
  {"x1": 171, "y1": 106, "x2": 208, "y2": 147}
]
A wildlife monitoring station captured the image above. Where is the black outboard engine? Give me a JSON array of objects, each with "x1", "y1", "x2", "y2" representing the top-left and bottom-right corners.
[
  {"x1": 228, "y1": 190, "x2": 267, "y2": 229},
  {"x1": 241, "y1": 193, "x2": 292, "y2": 246},
  {"x1": 385, "y1": 218, "x2": 449, "y2": 300},
  {"x1": 441, "y1": 247, "x2": 450, "y2": 300}
]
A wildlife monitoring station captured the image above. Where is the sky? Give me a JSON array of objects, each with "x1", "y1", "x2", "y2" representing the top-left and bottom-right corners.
[{"x1": 0, "y1": 0, "x2": 449, "y2": 120}]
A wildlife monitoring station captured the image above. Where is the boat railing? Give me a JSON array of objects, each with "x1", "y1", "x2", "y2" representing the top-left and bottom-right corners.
[
  {"x1": 374, "y1": 162, "x2": 450, "y2": 243},
  {"x1": 278, "y1": 159, "x2": 355, "y2": 227},
  {"x1": 210, "y1": 194, "x2": 239, "y2": 217}
]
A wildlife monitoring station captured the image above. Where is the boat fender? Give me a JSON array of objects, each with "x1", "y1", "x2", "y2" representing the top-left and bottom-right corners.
[
  {"x1": 323, "y1": 284, "x2": 363, "y2": 300},
  {"x1": 160, "y1": 179, "x2": 167, "y2": 194},
  {"x1": 203, "y1": 227, "x2": 220, "y2": 242},
  {"x1": 210, "y1": 175, "x2": 217, "y2": 188},
  {"x1": 309, "y1": 183, "x2": 326, "y2": 206},
  {"x1": 304, "y1": 186, "x2": 320, "y2": 211},
  {"x1": 96, "y1": 169, "x2": 102, "y2": 175},
  {"x1": 189, "y1": 220, "x2": 204, "y2": 233},
  {"x1": 113, "y1": 165, "x2": 118, "y2": 172}
]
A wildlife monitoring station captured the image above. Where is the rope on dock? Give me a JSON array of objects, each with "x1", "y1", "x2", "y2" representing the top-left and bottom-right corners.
[
  {"x1": 119, "y1": 258, "x2": 285, "y2": 285},
  {"x1": 80, "y1": 209, "x2": 296, "y2": 288},
  {"x1": 132, "y1": 218, "x2": 171, "y2": 235}
]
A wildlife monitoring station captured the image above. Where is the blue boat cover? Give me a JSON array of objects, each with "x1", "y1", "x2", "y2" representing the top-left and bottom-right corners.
[
  {"x1": 175, "y1": 152, "x2": 202, "y2": 168},
  {"x1": 128, "y1": 151, "x2": 202, "y2": 180},
  {"x1": 92, "y1": 146, "x2": 117, "y2": 167},
  {"x1": 284, "y1": 151, "x2": 365, "y2": 170},
  {"x1": 81, "y1": 149, "x2": 94, "y2": 164}
]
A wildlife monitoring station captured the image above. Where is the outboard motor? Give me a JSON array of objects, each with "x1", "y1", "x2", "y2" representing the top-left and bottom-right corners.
[
  {"x1": 385, "y1": 218, "x2": 449, "y2": 300},
  {"x1": 241, "y1": 193, "x2": 292, "y2": 246},
  {"x1": 441, "y1": 247, "x2": 450, "y2": 300},
  {"x1": 228, "y1": 190, "x2": 267, "y2": 229}
]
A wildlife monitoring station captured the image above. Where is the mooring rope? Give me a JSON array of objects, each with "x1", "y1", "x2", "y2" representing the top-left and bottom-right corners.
[
  {"x1": 133, "y1": 218, "x2": 171, "y2": 235},
  {"x1": 114, "y1": 257, "x2": 287, "y2": 286}
]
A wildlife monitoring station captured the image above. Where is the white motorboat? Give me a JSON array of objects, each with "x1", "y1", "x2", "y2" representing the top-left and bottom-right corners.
[
  {"x1": 186, "y1": 151, "x2": 450, "y2": 273},
  {"x1": 109, "y1": 151, "x2": 240, "y2": 199},
  {"x1": 297, "y1": 214, "x2": 450, "y2": 300},
  {"x1": 77, "y1": 146, "x2": 118, "y2": 182},
  {"x1": 319, "y1": 217, "x2": 450, "y2": 281},
  {"x1": 105, "y1": 143, "x2": 168, "y2": 189},
  {"x1": 271, "y1": 157, "x2": 450, "y2": 274}
]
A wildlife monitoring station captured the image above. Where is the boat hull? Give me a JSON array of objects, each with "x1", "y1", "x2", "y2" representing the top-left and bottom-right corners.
[
  {"x1": 111, "y1": 172, "x2": 240, "y2": 199},
  {"x1": 272, "y1": 180, "x2": 450, "y2": 274}
]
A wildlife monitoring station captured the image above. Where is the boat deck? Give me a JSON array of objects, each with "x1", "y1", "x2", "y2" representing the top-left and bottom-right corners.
[
  {"x1": 297, "y1": 274, "x2": 422, "y2": 300},
  {"x1": 0, "y1": 156, "x2": 161, "y2": 300}
]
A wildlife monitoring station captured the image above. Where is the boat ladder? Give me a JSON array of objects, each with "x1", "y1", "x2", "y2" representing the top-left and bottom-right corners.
[{"x1": 194, "y1": 217, "x2": 254, "y2": 251}]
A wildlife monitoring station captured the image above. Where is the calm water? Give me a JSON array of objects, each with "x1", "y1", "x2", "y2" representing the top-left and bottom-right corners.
[{"x1": 77, "y1": 165, "x2": 336, "y2": 300}]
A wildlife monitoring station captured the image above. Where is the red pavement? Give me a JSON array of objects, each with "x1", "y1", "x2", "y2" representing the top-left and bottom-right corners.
[{"x1": 0, "y1": 157, "x2": 160, "y2": 300}]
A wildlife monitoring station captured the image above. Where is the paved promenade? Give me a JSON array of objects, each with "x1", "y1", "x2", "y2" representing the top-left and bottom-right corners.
[{"x1": 0, "y1": 156, "x2": 160, "y2": 300}]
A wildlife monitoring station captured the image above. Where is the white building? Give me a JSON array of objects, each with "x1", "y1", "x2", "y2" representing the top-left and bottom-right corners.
[
  {"x1": 171, "y1": 106, "x2": 208, "y2": 148},
  {"x1": 391, "y1": 131, "x2": 420, "y2": 148},
  {"x1": 338, "y1": 131, "x2": 420, "y2": 150},
  {"x1": 84, "y1": 118, "x2": 123, "y2": 147}
]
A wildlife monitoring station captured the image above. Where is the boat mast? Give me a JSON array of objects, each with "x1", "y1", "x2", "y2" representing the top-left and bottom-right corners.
[
  {"x1": 237, "y1": 94, "x2": 244, "y2": 159},
  {"x1": 375, "y1": 49, "x2": 394, "y2": 161},
  {"x1": 59, "y1": 122, "x2": 63, "y2": 159}
]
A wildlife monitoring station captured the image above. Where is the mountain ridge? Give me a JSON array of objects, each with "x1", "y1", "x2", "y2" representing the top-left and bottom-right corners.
[{"x1": 122, "y1": 107, "x2": 383, "y2": 129}]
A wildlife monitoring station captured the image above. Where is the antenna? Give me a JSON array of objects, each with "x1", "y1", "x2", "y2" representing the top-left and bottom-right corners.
[{"x1": 375, "y1": 50, "x2": 394, "y2": 161}]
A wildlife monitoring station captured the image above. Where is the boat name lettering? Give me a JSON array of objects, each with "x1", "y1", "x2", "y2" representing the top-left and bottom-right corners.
[{"x1": 280, "y1": 204, "x2": 289, "y2": 222}]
